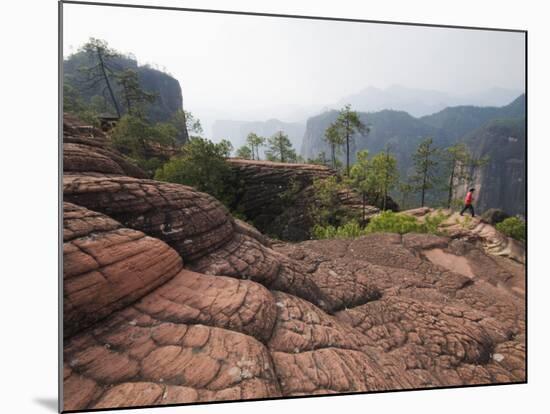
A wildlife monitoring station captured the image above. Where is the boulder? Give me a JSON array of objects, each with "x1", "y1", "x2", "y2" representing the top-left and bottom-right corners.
[{"x1": 481, "y1": 208, "x2": 510, "y2": 225}]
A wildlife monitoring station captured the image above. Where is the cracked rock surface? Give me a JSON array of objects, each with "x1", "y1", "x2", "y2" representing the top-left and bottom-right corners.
[{"x1": 63, "y1": 116, "x2": 525, "y2": 411}]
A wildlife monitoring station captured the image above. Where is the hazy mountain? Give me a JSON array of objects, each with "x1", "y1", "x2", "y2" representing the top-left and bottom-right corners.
[
  {"x1": 336, "y1": 85, "x2": 523, "y2": 118},
  {"x1": 211, "y1": 119, "x2": 305, "y2": 157},
  {"x1": 301, "y1": 95, "x2": 525, "y2": 214},
  {"x1": 421, "y1": 94, "x2": 526, "y2": 144}
]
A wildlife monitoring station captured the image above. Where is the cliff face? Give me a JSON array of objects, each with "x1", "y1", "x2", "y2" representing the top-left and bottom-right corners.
[
  {"x1": 64, "y1": 53, "x2": 183, "y2": 122},
  {"x1": 460, "y1": 118, "x2": 526, "y2": 216},
  {"x1": 227, "y1": 158, "x2": 394, "y2": 241},
  {"x1": 63, "y1": 114, "x2": 525, "y2": 412}
]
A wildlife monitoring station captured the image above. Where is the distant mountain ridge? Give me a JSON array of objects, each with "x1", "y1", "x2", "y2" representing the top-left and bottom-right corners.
[
  {"x1": 300, "y1": 94, "x2": 526, "y2": 215},
  {"x1": 336, "y1": 85, "x2": 523, "y2": 118}
]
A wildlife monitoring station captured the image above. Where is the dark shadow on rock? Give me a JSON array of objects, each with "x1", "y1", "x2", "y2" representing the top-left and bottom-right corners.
[{"x1": 34, "y1": 398, "x2": 58, "y2": 412}]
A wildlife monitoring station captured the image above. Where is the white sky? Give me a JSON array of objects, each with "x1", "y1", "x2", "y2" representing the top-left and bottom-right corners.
[{"x1": 63, "y1": 3, "x2": 525, "y2": 123}]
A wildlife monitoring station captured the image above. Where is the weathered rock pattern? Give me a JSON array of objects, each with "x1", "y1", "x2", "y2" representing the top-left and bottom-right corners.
[
  {"x1": 63, "y1": 115, "x2": 525, "y2": 411},
  {"x1": 403, "y1": 207, "x2": 525, "y2": 265},
  {"x1": 63, "y1": 202, "x2": 182, "y2": 338}
]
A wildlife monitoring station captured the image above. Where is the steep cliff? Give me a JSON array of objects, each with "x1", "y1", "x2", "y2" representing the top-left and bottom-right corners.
[
  {"x1": 460, "y1": 118, "x2": 526, "y2": 216},
  {"x1": 64, "y1": 52, "x2": 183, "y2": 122}
]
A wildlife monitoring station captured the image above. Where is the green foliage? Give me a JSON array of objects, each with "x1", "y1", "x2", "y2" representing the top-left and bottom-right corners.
[
  {"x1": 183, "y1": 110, "x2": 203, "y2": 136},
  {"x1": 116, "y1": 68, "x2": 157, "y2": 118},
  {"x1": 369, "y1": 149, "x2": 399, "y2": 210},
  {"x1": 309, "y1": 176, "x2": 347, "y2": 227},
  {"x1": 332, "y1": 104, "x2": 369, "y2": 175},
  {"x1": 411, "y1": 137, "x2": 439, "y2": 207},
  {"x1": 236, "y1": 145, "x2": 253, "y2": 159},
  {"x1": 110, "y1": 115, "x2": 177, "y2": 175},
  {"x1": 423, "y1": 211, "x2": 448, "y2": 234},
  {"x1": 218, "y1": 139, "x2": 234, "y2": 158},
  {"x1": 307, "y1": 151, "x2": 330, "y2": 166},
  {"x1": 366, "y1": 211, "x2": 426, "y2": 235},
  {"x1": 78, "y1": 38, "x2": 123, "y2": 117},
  {"x1": 496, "y1": 217, "x2": 526, "y2": 242},
  {"x1": 278, "y1": 178, "x2": 303, "y2": 207},
  {"x1": 246, "y1": 133, "x2": 266, "y2": 160},
  {"x1": 348, "y1": 148, "x2": 399, "y2": 216},
  {"x1": 266, "y1": 131, "x2": 297, "y2": 163},
  {"x1": 324, "y1": 123, "x2": 344, "y2": 169},
  {"x1": 399, "y1": 181, "x2": 414, "y2": 210},
  {"x1": 312, "y1": 220, "x2": 363, "y2": 240},
  {"x1": 154, "y1": 137, "x2": 235, "y2": 206},
  {"x1": 312, "y1": 210, "x2": 448, "y2": 240},
  {"x1": 63, "y1": 84, "x2": 101, "y2": 126}
]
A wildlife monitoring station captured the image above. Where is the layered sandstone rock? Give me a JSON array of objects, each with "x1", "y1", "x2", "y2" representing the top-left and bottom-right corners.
[
  {"x1": 62, "y1": 115, "x2": 525, "y2": 411},
  {"x1": 227, "y1": 158, "x2": 392, "y2": 241}
]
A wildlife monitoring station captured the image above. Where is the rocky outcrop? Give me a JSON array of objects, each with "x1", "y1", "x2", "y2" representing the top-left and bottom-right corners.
[
  {"x1": 64, "y1": 53, "x2": 186, "y2": 125},
  {"x1": 481, "y1": 208, "x2": 510, "y2": 225},
  {"x1": 63, "y1": 115, "x2": 525, "y2": 411},
  {"x1": 227, "y1": 158, "x2": 392, "y2": 241},
  {"x1": 403, "y1": 207, "x2": 525, "y2": 265},
  {"x1": 460, "y1": 117, "x2": 526, "y2": 216}
]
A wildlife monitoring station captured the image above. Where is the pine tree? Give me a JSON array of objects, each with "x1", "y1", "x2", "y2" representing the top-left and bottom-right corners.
[
  {"x1": 412, "y1": 137, "x2": 439, "y2": 207},
  {"x1": 333, "y1": 104, "x2": 368, "y2": 176},
  {"x1": 246, "y1": 133, "x2": 266, "y2": 160},
  {"x1": 266, "y1": 131, "x2": 297, "y2": 163}
]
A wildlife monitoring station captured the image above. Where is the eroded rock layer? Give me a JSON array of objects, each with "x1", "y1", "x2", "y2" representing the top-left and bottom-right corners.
[{"x1": 62, "y1": 115, "x2": 525, "y2": 411}]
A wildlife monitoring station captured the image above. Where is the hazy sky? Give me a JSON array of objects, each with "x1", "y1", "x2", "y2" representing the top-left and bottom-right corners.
[{"x1": 63, "y1": 3, "x2": 525, "y2": 124}]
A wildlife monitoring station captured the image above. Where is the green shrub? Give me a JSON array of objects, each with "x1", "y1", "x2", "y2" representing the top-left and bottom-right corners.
[
  {"x1": 154, "y1": 137, "x2": 235, "y2": 207},
  {"x1": 496, "y1": 217, "x2": 526, "y2": 242},
  {"x1": 365, "y1": 211, "x2": 425, "y2": 234},
  {"x1": 312, "y1": 220, "x2": 364, "y2": 239},
  {"x1": 424, "y1": 211, "x2": 448, "y2": 234},
  {"x1": 312, "y1": 211, "x2": 448, "y2": 240}
]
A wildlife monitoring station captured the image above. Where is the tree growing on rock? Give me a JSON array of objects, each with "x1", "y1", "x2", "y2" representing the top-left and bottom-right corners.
[
  {"x1": 111, "y1": 114, "x2": 177, "y2": 175},
  {"x1": 164, "y1": 110, "x2": 193, "y2": 145},
  {"x1": 115, "y1": 69, "x2": 157, "y2": 118},
  {"x1": 349, "y1": 150, "x2": 376, "y2": 223},
  {"x1": 370, "y1": 146, "x2": 399, "y2": 211},
  {"x1": 331, "y1": 104, "x2": 369, "y2": 176},
  {"x1": 411, "y1": 137, "x2": 439, "y2": 207},
  {"x1": 79, "y1": 38, "x2": 122, "y2": 118},
  {"x1": 266, "y1": 131, "x2": 297, "y2": 163},
  {"x1": 154, "y1": 137, "x2": 235, "y2": 206},
  {"x1": 324, "y1": 123, "x2": 344, "y2": 170},
  {"x1": 310, "y1": 176, "x2": 346, "y2": 227},
  {"x1": 246, "y1": 133, "x2": 266, "y2": 160}
]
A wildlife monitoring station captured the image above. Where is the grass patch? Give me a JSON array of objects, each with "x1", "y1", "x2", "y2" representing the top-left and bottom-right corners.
[{"x1": 312, "y1": 210, "x2": 447, "y2": 240}]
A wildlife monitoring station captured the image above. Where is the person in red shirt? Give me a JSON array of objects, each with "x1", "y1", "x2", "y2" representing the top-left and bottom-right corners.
[{"x1": 460, "y1": 188, "x2": 476, "y2": 217}]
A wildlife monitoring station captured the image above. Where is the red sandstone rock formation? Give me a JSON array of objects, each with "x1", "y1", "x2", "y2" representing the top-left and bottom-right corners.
[{"x1": 62, "y1": 115, "x2": 525, "y2": 411}]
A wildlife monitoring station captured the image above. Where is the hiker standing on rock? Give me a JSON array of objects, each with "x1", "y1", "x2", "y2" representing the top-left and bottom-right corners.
[{"x1": 460, "y1": 188, "x2": 476, "y2": 217}]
